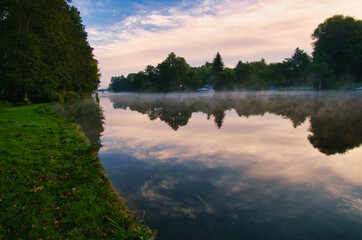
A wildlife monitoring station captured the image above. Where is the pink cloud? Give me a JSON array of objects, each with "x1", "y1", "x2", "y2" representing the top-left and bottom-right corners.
[{"x1": 87, "y1": 0, "x2": 362, "y2": 88}]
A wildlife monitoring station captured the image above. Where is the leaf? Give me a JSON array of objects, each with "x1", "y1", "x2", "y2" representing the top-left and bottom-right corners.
[
  {"x1": 54, "y1": 220, "x2": 62, "y2": 229},
  {"x1": 29, "y1": 186, "x2": 44, "y2": 193}
]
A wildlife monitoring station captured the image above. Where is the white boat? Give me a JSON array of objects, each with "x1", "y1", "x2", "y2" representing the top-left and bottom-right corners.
[
  {"x1": 197, "y1": 84, "x2": 215, "y2": 92},
  {"x1": 356, "y1": 87, "x2": 362, "y2": 90}
]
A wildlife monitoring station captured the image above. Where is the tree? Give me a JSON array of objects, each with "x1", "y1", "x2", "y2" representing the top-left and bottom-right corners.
[
  {"x1": 157, "y1": 52, "x2": 191, "y2": 91},
  {"x1": 214, "y1": 68, "x2": 236, "y2": 90},
  {"x1": 235, "y1": 61, "x2": 243, "y2": 70},
  {"x1": 212, "y1": 52, "x2": 224, "y2": 73},
  {"x1": 109, "y1": 75, "x2": 131, "y2": 91},
  {"x1": 312, "y1": 15, "x2": 362, "y2": 84},
  {"x1": 234, "y1": 59, "x2": 269, "y2": 89},
  {"x1": 145, "y1": 65, "x2": 159, "y2": 90},
  {"x1": 192, "y1": 62, "x2": 212, "y2": 87},
  {"x1": 0, "y1": 0, "x2": 46, "y2": 102},
  {"x1": 0, "y1": 0, "x2": 100, "y2": 103},
  {"x1": 284, "y1": 48, "x2": 312, "y2": 86},
  {"x1": 132, "y1": 71, "x2": 148, "y2": 90},
  {"x1": 306, "y1": 61, "x2": 336, "y2": 90},
  {"x1": 67, "y1": 6, "x2": 100, "y2": 94},
  {"x1": 266, "y1": 62, "x2": 289, "y2": 87}
]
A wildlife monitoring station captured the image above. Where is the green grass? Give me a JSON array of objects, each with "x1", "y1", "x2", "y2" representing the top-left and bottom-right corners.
[{"x1": 0, "y1": 103, "x2": 154, "y2": 239}]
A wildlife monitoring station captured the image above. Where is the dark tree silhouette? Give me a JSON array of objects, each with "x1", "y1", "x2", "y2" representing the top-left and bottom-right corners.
[
  {"x1": 0, "y1": 0, "x2": 100, "y2": 103},
  {"x1": 312, "y1": 15, "x2": 362, "y2": 83},
  {"x1": 212, "y1": 52, "x2": 225, "y2": 73}
]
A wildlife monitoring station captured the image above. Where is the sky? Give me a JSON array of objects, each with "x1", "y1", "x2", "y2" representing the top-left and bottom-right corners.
[{"x1": 71, "y1": 0, "x2": 362, "y2": 89}]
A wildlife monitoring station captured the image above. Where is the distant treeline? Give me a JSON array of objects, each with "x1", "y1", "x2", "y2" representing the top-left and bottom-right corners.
[
  {"x1": 0, "y1": 0, "x2": 100, "y2": 103},
  {"x1": 109, "y1": 15, "x2": 361, "y2": 92}
]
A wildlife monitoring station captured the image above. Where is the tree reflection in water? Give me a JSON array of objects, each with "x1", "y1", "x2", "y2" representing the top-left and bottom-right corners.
[
  {"x1": 109, "y1": 92, "x2": 362, "y2": 155},
  {"x1": 54, "y1": 98, "x2": 105, "y2": 147}
]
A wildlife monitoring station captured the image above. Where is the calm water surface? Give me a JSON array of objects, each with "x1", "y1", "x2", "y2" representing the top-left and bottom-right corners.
[{"x1": 72, "y1": 92, "x2": 362, "y2": 239}]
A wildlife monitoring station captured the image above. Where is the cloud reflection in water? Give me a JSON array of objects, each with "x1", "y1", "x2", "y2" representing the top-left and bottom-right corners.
[{"x1": 98, "y1": 92, "x2": 362, "y2": 240}]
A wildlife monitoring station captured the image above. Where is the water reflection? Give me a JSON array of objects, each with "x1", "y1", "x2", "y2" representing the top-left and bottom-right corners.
[
  {"x1": 108, "y1": 92, "x2": 362, "y2": 155},
  {"x1": 63, "y1": 92, "x2": 362, "y2": 240},
  {"x1": 54, "y1": 98, "x2": 104, "y2": 146}
]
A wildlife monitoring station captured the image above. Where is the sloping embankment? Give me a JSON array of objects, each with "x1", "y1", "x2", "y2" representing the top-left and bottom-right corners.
[{"x1": 0, "y1": 103, "x2": 154, "y2": 239}]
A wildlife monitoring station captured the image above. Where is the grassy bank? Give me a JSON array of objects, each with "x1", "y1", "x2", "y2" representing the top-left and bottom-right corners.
[{"x1": 0, "y1": 103, "x2": 154, "y2": 239}]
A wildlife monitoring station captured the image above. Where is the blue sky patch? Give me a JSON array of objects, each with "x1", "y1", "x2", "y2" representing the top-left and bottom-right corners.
[{"x1": 72, "y1": 0, "x2": 203, "y2": 27}]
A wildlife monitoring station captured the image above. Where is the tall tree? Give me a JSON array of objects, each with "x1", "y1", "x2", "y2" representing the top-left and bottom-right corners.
[
  {"x1": 0, "y1": 0, "x2": 99, "y2": 103},
  {"x1": 0, "y1": 0, "x2": 44, "y2": 102},
  {"x1": 157, "y1": 52, "x2": 191, "y2": 91},
  {"x1": 284, "y1": 48, "x2": 312, "y2": 86},
  {"x1": 212, "y1": 52, "x2": 224, "y2": 73},
  {"x1": 145, "y1": 65, "x2": 159, "y2": 90},
  {"x1": 312, "y1": 15, "x2": 362, "y2": 83}
]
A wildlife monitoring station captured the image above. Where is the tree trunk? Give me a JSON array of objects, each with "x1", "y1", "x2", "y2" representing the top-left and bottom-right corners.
[{"x1": 24, "y1": 88, "x2": 30, "y2": 104}]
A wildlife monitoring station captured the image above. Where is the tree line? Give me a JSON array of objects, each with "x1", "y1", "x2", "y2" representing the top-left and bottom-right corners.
[
  {"x1": 109, "y1": 15, "x2": 361, "y2": 92},
  {"x1": 0, "y1": 0, "x2": 100, "y2": 103}
]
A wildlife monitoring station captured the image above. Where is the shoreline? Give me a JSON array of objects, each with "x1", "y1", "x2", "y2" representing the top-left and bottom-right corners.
[{"x1": 0, "y1": 103, "x2": 154, "y2": 239}]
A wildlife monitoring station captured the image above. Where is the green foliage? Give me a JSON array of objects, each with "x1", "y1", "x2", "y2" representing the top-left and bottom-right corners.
[
  {"x1": 212, "y1": 52, "x2": 225, "y2": 73},
  {"x1": 234, "y1": 59, "x2": 270, "y2": 89},
  {"x1": 283, "y1": 48, "x2": 312, "y2": 86},
  {"x1": 108, "y1": 52, "x2": 201, "y2": 92},
  {"x1": 145, "y1": 65, "x2": 159, "y2": 90},
  {"x1": 132, "y1": 71, "x2": 148, "y2": 90},
  {"x1": 0, "y1": 0, "x2": 100, "y2": 103},
  {"x1": 214, "y1": 68, "x2": 236, "y2": 90},
  {"x1": 0, "y1": 103, "x2": 154, "y2": 239},
  {"x1": 192, "y1": 62, "x2": 212, "y2": 87},
  {"x1": 109, "y1": 76, "x2": 131, "y2": 91},
  {"x1": 312, "y1": 15, "x2": 362, "y2": 83},
  {"x1": 156, "y1": 52, "x2": 191, "y2": 91},
  {"x1": 265, "y1": 62, "x2": 289, "y2": 87},
  {"x1": 307, "y1": 61, "x2": 336, "y2": 90}
]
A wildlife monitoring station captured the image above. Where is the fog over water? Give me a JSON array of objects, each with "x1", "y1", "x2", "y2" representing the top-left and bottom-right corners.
[{"x1": 66, "y1": 91, "x2": 362, "y2": 240}]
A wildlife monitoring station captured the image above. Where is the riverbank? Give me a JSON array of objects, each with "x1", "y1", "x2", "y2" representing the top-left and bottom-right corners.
[{"x1": 0, "y1": 103, "x2": 154, "y2": 239}]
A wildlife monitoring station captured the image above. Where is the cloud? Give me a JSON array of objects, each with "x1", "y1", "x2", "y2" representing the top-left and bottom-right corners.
[{"x1": 85, "y1": 0, "x2": 362, "y2": 88}]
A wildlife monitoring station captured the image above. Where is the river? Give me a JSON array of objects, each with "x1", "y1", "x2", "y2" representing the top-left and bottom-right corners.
[{"x1": 63, "y1": 91, "x2": 362, "y2": 240}]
